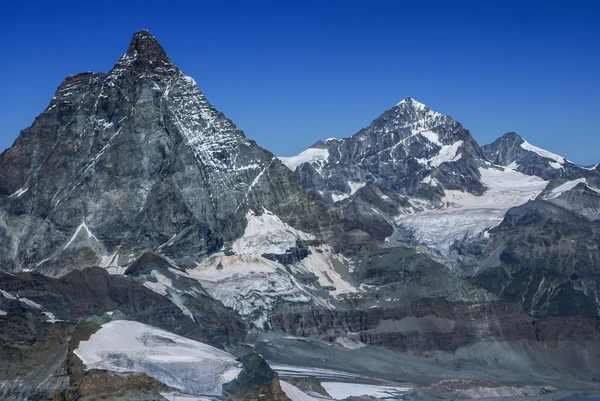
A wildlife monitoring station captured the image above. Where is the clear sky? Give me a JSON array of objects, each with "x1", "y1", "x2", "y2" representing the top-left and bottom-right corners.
[{"x1": 1, "y1": 0, "x2": 599, "y2": 165}]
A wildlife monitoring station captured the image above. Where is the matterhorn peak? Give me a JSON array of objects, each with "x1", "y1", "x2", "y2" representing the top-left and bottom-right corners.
[{"x1": 113, "y1": 29, "x2": 173, "y2": 72}]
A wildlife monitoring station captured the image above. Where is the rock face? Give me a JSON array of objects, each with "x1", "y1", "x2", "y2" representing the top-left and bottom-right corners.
[
  {"x1": 0, "y1": 30, "x2": 339, "y2": 278},
  {"x1": 223, "y1": 353, "x2": 288, "y2": 401},
  {"x1": 52, "y1": 371, "x2": 170, "y2": 401},
  {"x1": 465, "y1": 178, "x2": 600, "y2": 319},
  {"x1": 481, "y1": 132, "x2": 588, "y2": 180}
]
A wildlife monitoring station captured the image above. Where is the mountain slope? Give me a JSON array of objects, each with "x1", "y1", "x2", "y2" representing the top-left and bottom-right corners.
[
  {"x1": 0, "y1": 31, "x2": 343, "y2": 278},
  {"x1": 481, "y1": 132, "x2": 589, "y2": 180},
  {"x1": 279, "y1": 99, "x2": 561, "y2": 253},
  {"x1": 0, "y1": 31, "x2": 381, "y2": 330}
]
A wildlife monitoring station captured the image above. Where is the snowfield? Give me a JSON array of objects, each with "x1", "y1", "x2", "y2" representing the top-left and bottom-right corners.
[
  {"x1": 321, "y1": 382, "x2": 411, "y2": 399},
  {"x1": 74, "y1": 320, "x2": 241, "y2": 395},
  {"x1": 397, "y1": 166, "x2": 548, "y2": 252},
  {"x1": 280, "y1": 148, "x2": 329, "y2": 171}
]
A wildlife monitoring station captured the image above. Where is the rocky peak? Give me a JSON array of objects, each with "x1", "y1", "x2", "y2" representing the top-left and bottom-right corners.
[
  {"x1": 481, "y1": 132, "x2": 587, "y2": 180},
  {"x1": 111, "y1": 30, "x2": 175, "y2": 76},
  {"x1": 497, "y1": 131, "x2": 524, "y2": 144}
]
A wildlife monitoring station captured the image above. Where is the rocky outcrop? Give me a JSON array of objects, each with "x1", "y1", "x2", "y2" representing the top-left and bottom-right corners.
[
  {"x1": 451, "y1": 177, "x2": 600, "y2": 320},
  {"x1": 0, "y1": 267, "x2": 247, "y2": 347},
  {"x1": 223, "y1": 353, "x2": 289, "y2": 401},
  {"x1": 52, "y1": 370, "x2": 170, "y2": 401}
]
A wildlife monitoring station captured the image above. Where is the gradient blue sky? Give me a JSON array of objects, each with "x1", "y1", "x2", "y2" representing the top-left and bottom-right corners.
[{"x1": 1, "y1": 1, "x2": 599, "y2": 164}]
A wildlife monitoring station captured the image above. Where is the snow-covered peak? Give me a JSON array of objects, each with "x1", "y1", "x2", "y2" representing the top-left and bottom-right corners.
[
  {"x1": 520, "y1": 140, "x2": 566, "y2": 164},
  {"x1": 393, "y1": 96, "x2": 444, "y2": 119},
  {"x1": 395, "y1": 96, "x2": 427, "y2": 110}
]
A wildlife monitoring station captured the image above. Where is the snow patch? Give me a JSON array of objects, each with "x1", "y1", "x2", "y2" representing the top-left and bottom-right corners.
[
  {"x1": 348, "y1": 181, "x2": 366, "y2": 195},
  {"x1": 233, "y1": 209, "x2": 315, "y2": 255},
  {"x1": 64, "y1": 222, "x2": 99, "y2": 250},
  {"x1": 0, "y1": 310, "x2": 6, "y2": 316},
  {"x1": 334, "y1": 337, "x2": 366, "y2": 349},
  {"x1": 9, "y1": 187, "x2": 28, "y2": 198},
  {"x1": 0, "y1": 289, "x2": 16, "y2": 300},
  {"x1": 74, "y1": 320, "x2": 241, "y2": 395},
  {"x1": 19, "y1": 298, "x2": 43, "y2": 309},
  {"x1": 332, "y1": 193, "x2": 350, "y2": 203},
  {"x1": 281, "y1": 381, "x2": 321, "y2": 401},
  {"x1": 294, "y1": 245, "x2": 358, "y2": 297},
  {"x1": 279, "y1": 148, "x2": 329, "y2": 171},
  {"x1": 321, "y1": 382, "x2": 411, "y2": 399},
  {"x1": 549, "y1": 161, "x2": 563, "y2": 170},
  {"x1": 42, "y1": 312, "x2": 63, "y2": 323},
  {"x1": 521, "y1": 141, "x2": 565, "y2": 164},
  {"x1": 545, "y1": 178, "x2": 587, "y2": 199}
]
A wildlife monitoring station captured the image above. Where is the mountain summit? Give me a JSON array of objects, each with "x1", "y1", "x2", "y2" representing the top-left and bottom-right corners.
[{"x1": 0, "y1": 31, "x2": 343, "y2": 286}]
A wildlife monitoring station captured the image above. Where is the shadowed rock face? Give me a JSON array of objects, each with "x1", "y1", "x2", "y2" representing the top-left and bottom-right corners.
[
  {"x1": 223, "y1": 353, "x2": 288, "y2": 401},
  {"x1": 447, "y1": 178, "x2": 600, "y2": 320},
  {"x1": 0, "y1": 267, "x2": 247, "y2": 348},
  {"x1": 0, "y1": 30, "x2": 341, "y2": 277}
]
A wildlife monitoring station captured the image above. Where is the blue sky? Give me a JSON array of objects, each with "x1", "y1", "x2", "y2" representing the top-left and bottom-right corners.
[{"x1": 1, "y1": 1, "x2": 599, "y2": 165}]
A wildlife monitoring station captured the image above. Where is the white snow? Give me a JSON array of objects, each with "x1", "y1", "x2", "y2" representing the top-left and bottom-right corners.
[
  {"x1": 417, "y1": 140, "x2": 463, "y2": 168},
  {"x1": 397, "y1": 166, "x2": 548, "y2": 252},
  {"x1": 545, "y1": 178, "x2": 587, "y2": 199},
  {"x1": 549, "y1": 161, "x2": 563, "y2": 170},
  {"x1": 280, "y1": 381, "x2": 321, "y2": 401},
  {"x1": 334, "y1": 337, "x2": 366, "y2": 349},
  {"x1": 100, "y1": 252, "x2": 128, "y2": 275},
  {"x1": 0, "y1": 310, "x2": 6, "y2": 316},
  {"x1": 63, "y1": 222, "x2": 99, "y2": 250},
  {"x1": 160, "y1": 393, "x2": 215, "y2": 401},
  {"x1": 233, "y1": 209, "x2": 315, "y2": 255},
  {"x1": 321, "y1": 382, "x2": 411, "y2": 399},
  {"x1": 332, "y1": 193, "x2": 350, "y2": 203},
  {"x1": 74, "y1": 320, "x2": 241, "y2": 395},
  {"x1": 294, "y1": 245, "x2": 358, "y2": 297},
  {"x1": 142, "y1": 270, "x2": 195, "y2": 322},
  {"x1": 0, "y1": 289, "x2": 16, "y2": 300},
  {"x1": 521, "y1": 140, "x2": 565, "y2": 164},
  {"x1": 19, "y1": 298, "x2": 43, "y2": 309},
  {"x1": 42, "y1": 312, "x2": 63, "y2": 323},
  {"x1": 422, "y1": 175, "x2": 438, "y2": 186},
  {"x1": 186, "y1": 253, "x2": 302, "y2": 327},
  {"x1": 348, "y1": 181, "x2": 366, "y2": 195},
  {"x1": 9, "y1": 187, "x2": 28, "y2": 198},
  {"x1": 279, "y1": 148, "x2": 330, "y2": 171},
  {"x1": 271, "y1": 364, "x2": 361, "y2": 380},
  {"x1": 395, "y1": 97, "x2": 433, "y2": 114},
  {"x1": 420, "y1": 131, "x2": 441, "y2": 145}
]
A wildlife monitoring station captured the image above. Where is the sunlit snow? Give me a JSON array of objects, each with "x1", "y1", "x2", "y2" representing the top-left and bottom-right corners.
[
  {"x1": 74, "y1": 320, "x2": 241, "y2": 395},
  {"x1": 398, "y1": 166, "x2": 548, "y2": 252}
]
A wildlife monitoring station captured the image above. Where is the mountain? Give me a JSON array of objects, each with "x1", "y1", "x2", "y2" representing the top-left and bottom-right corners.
[
  {"x1": 481, "y1": 132, "x2": 589, "y2": 180},
  {"x1": 0, "y1": 30, "x2": 343, "y2": 277},
  {"x1": 2, "y1": 30, "x2": 600, "y2": 401},
  {"x1": 279, "y1": 99, "x2": 560, "y2": 253}
]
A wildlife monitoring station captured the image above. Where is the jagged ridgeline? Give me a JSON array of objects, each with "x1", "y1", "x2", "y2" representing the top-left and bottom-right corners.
[
  {"x1": 0, "y1": 30, "x2": 356, "y2": 278},
  {"x1": 2, "y1": 29, "x2": 600, "y2": 401}
]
